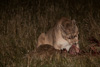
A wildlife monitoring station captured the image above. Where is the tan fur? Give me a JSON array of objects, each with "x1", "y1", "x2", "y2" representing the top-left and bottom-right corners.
[{"x1": 37, "y1": 17, "x2": 79, "y2": 51}]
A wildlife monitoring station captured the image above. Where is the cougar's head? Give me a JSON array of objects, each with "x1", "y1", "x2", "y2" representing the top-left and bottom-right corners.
[{"x1": 61, "y1": 18, "x2": 79, "y2": 49}]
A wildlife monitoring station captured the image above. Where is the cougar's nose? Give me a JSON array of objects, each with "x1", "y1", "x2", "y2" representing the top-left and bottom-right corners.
[{"x1": 73, "y1": 43, "x2": 77, "y2": 45}]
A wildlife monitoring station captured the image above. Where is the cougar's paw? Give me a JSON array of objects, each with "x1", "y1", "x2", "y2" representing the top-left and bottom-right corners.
[{"x1": 61, "y1": 48, "x2": 67, "y2": 54}]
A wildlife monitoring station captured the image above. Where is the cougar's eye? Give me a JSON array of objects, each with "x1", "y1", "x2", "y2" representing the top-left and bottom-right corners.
[
  {"x1": 68, "y1": 36, "x2": 71, "y2": 39},
  {"x1": 74, "y1": 35, "x2": 77, "y2": 38}
]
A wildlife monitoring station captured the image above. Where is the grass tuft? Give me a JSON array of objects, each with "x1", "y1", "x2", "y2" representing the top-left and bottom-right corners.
[{"x1": 0, "y1": 0, "x2": 100, "y2": 67}]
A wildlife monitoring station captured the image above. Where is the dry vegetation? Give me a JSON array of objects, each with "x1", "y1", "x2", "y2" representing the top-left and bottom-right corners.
[{"x1": 0, "y1": 0, "x2": 100, "y2": 67}]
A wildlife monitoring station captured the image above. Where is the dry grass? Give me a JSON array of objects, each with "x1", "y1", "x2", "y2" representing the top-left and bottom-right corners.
[{"x1": 0, "y1": 0, "x2": 100, "y2": 67}]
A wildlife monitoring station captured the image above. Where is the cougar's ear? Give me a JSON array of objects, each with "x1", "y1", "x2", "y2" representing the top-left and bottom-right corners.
[
  {"x1": 72, "y1": 19, "x2": 76, "y2": 25},
  {"x1": 72, "y1": 19, "x2": 76, "y2": 23}
]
